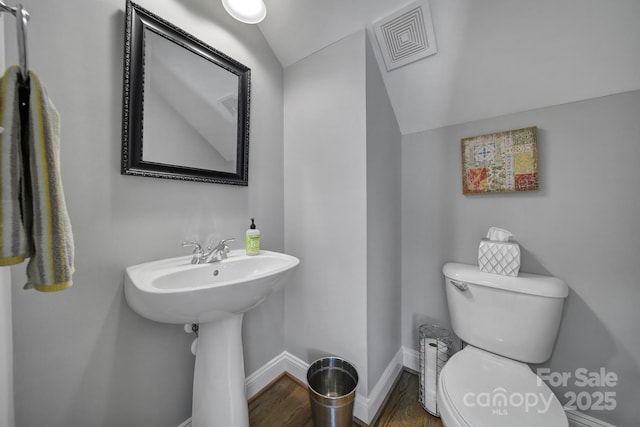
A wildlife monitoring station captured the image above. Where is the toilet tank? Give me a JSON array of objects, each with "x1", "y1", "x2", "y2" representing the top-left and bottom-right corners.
[{"x1": 442, "y1": 262, "x2": 568, "y2": 364}]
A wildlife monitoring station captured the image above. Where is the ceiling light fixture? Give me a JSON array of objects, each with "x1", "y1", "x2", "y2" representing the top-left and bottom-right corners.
[{"x1": 221, "y1": 0, "x2": 266, "y2": 24}]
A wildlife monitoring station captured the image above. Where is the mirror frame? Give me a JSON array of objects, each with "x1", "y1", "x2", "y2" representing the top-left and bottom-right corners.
[{"x1": 121, "y1": 1, "x2": 251, "y2": 185}]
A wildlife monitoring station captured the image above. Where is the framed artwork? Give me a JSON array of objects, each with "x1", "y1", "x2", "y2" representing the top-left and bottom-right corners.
[{"x1": 461, "y1": 126, "x2": 539, "y2": 194}]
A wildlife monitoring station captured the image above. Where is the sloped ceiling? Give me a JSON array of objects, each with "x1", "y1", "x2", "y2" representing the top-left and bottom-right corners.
[{"x1": 258, "y1": 0, "x2": 640, "y2": 135}]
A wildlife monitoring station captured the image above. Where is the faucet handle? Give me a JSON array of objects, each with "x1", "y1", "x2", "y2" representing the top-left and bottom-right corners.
[
  {"x1": 182, "y1": 241, "x2": 204, "y2": 255},
  {"x1": 183, "y1": 241, "x2": 206, "y2": 264},
  {"x1": 216, "y1": 238, "x2": 235, "y2": 252}
]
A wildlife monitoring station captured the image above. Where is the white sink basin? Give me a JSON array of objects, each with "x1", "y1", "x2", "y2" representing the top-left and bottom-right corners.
[
  {"x1": 125, "y1": 250, "x2": 300, "y2": 324},
  {"x1": 124, "y1": 249, "x2": 299, "y2": 427}
]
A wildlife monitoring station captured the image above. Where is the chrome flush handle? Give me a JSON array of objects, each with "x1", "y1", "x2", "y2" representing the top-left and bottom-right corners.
[{"x1": 449, "y1": 279, "x2": 469, "y2": 292}]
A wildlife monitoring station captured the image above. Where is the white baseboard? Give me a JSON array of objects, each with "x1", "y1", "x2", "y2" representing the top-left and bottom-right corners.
[
  {"x1": 244, "y1": 351, "x2": 307, "y2": 399},
  {"x1": 179, "y1": 347, "x2": 615, "y2": 427},
  {"x1": 356, "y1": 348, "x2": 404, "y2": 424},
  {"x1": 265, "y1": 350, "x2": 308, "y2": 388},
  {"x1": 402, "y1": 346, "x2": 419, "y2": 371}
]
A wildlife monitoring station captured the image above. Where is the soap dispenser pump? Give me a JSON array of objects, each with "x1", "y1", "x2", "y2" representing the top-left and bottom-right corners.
[{"x1": 246, "y1": 218, "x2": 260, "y2": 255}]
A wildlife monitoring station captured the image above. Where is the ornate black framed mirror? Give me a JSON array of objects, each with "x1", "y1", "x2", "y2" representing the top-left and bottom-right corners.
[{"x1": 121, "y1": 1, "x2": 250, "y2": 185}]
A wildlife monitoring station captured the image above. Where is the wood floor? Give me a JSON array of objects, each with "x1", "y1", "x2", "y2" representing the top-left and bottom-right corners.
[{"x1": 248, "y1": 370, "x2": 444, "y2": 427}]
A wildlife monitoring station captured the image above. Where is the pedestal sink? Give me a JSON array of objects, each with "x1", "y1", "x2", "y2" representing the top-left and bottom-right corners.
[{"x1": 124, "y1": 250, "x2": 299, "y2": 427}]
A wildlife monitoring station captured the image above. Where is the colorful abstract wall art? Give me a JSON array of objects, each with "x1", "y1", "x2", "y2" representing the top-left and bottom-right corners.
[{"x1": 461, "y1": 126, "x2": 539, "y2": 194}]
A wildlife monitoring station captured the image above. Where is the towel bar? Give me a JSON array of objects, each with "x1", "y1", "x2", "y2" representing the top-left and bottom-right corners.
[{"x1": 0, "y1": 1, "x2": 30, "y2": 81}]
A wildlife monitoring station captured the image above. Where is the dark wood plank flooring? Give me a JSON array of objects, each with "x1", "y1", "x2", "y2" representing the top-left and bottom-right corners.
[{"x1": 248, "y1": 370, "x2": 443, "y2": 427}]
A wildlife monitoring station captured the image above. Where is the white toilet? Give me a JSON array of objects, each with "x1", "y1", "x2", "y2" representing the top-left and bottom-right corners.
[{"x1": 437, "y1": 262, "x2": 569, "y2": 427}]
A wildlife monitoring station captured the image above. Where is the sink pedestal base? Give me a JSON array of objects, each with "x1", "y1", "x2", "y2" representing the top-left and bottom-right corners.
[{"x1": 192, "y1": 313, "x2": 249, "y2": 427}]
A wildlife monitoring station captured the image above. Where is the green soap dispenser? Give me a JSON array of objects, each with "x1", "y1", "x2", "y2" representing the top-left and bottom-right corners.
[{"x1": 246, "y1": 218, "x2": 261, "y2": 255}]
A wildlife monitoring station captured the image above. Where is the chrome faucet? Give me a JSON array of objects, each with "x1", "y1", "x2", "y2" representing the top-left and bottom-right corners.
[
  {"x1": 182, "y1": 238, "x2": 235, "y2": 264},
  {"x1": 206, "y1": 238, "x2": 235, "y2": 262},
  {"x1": 182, "y1": 241, "x2": 205, "y2": 264}
]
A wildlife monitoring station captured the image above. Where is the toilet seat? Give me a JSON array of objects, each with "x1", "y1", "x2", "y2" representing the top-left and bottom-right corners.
[{"x1": 437, "y1": 346, "x2": 568, "y2": 427}]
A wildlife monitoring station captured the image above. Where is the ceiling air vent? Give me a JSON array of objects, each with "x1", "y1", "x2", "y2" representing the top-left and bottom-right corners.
[{"x1": 372, "y1": 0, "x2": 437, "y2": 71}]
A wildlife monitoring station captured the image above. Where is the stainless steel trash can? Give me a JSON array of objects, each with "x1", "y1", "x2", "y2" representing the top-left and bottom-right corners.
[{"x1": 307, "y1": 357, "x2": 358, "y2": 427}]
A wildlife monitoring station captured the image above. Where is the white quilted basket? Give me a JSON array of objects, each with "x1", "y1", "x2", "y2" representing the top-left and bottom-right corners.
[{"x1": 478, "y1": 238, "x2": 521, "y2": 276}]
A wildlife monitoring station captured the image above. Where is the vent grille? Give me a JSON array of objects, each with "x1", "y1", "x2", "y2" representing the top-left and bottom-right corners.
[{"x1": 373, "y1": 0, "x2": 437, "y2": 71}]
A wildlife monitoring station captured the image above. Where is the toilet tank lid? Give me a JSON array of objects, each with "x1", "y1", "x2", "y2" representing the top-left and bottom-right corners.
[{"x1": 443, "y1": 262, "x2": 569, "y2": 298}]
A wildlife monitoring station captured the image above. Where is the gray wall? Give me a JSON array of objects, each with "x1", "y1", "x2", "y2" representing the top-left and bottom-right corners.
[
  {"x1": 365, "y1": 35, "x2": 402, "y2": 394},
  {"x1": 284, "y1": 30, "x2": 370, "y2": 393},
  {"x1": 6, "y1": 0, "x2": 284, "y2": 426},
  {"x1": 402, "y1": 91, "x2": 640, "y2": 426},
  {"x1": 283, "y1": 30, "x2": 402, "y2": 399}
]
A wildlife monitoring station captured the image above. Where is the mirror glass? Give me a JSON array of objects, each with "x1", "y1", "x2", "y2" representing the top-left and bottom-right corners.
[{"x1": 121, "y1": 1, "x2": 250, "y2": 185}]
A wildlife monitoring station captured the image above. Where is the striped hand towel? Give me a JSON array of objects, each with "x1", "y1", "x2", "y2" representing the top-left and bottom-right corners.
[
  {"x1": 23, "y1": 69, "x2": 75, "y2": 291},
  {"x1": 0, "y1": 66, "x2": 28, "y2": 266},
  {"x1": 0, "y1": 65, "x2": 74, "y2": 291}
]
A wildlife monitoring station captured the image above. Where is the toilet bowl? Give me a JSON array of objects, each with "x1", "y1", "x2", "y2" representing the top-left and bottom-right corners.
[
  {"x1": 437, "y1": 346, "x2": 567, "y2": 427},
  {"x1": 439, "y1": 262, "x2": 570, "y2": 427}
]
